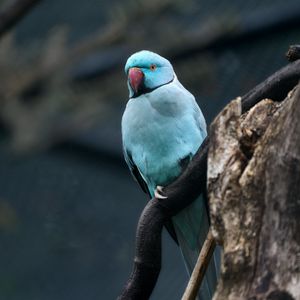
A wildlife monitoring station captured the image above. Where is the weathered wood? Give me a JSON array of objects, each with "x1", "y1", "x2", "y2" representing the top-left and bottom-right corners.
[{"x1": 208, "y1": 84, "x2": 300, "y2": 299}]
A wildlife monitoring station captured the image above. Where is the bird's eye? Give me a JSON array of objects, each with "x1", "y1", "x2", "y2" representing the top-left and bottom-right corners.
[{"x1": 150, "y1": 64, "x2": 157, "y2": 71}]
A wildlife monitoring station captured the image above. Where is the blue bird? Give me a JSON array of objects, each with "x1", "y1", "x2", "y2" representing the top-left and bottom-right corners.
[{"x1": 121, "y1": 50, "x2": 220, "y2": 299}]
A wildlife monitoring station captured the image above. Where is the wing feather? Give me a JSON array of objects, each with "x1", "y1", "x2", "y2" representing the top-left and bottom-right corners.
[
  {"x1": 123, "y1": 147, "x2": 150, "y2": 196},
  {"x1": 123, "y1": 146, "x2": 179, "y2": 244}
]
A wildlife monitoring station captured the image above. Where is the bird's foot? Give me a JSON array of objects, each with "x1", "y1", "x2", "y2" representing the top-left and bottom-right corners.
[{"x1": 154, "y1": 186, "x2": 167, "y2": 199}]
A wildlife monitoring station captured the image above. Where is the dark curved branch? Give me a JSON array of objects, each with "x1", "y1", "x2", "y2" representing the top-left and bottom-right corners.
[
  {"x1": 117, "y1": 199, "x2": 167, "y2": 300},
  {"x1": 0, "y1": 0, "x2": 41, "y2": 39},
  {"x1": 117, "y1": 59, "x2": 300, "y2": 300},
  {"x1": 241, "y1": 59, "x2": 300, "y2": 112}
]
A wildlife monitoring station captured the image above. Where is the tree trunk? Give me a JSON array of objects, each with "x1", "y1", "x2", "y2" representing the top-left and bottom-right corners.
[{"x1": 207, "y1": 83, "x2": 300, "y2": 299}]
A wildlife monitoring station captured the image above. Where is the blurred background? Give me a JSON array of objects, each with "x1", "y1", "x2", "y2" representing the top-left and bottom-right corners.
[{"x1": 0, "y1": 0, "x2": 299, "y2": 299}]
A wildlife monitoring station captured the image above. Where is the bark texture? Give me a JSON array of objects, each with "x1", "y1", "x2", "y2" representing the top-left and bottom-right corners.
[{"x1": 208, "y1": 84, "x2": 300, "y2": 300}]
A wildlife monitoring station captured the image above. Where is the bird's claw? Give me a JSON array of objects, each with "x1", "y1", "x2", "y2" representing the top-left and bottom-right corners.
[{"x1": 154, "y1": 186, "x2": 167, "y2": 199}]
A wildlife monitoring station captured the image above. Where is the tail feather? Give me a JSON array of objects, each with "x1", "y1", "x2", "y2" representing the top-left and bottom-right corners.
[{"x1": 172, "y1": 195, "x2": 220, "y2": 300}]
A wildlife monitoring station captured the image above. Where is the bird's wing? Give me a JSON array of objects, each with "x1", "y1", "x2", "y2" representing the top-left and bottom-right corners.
[
  {"x1": 123, "y1": 146, "x2": 179, "y2": 244},
  {"x1": 123, "y1": 147, "x2": 151, "y2": 197}
]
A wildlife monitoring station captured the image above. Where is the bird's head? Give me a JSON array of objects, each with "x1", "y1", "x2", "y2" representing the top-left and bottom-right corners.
[{"x1": 125, "y1": 50, "x2": 174, "y2": 98}]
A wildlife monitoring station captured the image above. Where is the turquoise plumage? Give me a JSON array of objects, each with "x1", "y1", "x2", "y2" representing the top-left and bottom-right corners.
[{"x1": 122, "y1": 50, "x2": 219, "y2": 299}]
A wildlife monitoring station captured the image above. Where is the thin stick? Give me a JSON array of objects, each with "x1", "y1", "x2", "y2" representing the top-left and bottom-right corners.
[{"x1": 181, "y1": 229, "x2": 216, "y2": 300}]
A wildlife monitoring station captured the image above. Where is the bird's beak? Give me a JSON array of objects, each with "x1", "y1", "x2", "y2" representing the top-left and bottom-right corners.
[{"x1": 128, "y1": 67, "x2": 144, "y2": 95}]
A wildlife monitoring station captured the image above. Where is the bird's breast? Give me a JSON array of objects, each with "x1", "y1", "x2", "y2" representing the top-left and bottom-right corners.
[{"x1": 122, "y1": 82, "x2": 204, "y2": 190}]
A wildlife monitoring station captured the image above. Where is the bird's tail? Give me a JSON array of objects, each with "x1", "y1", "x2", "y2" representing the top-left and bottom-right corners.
[{"x1": 172, "y1": 195, "x2": 220, "y2": 300}]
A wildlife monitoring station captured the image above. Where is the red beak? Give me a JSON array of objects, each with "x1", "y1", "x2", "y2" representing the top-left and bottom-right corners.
[{"x1": 128, "y1": 67, "x2": 144, "y2": 94}]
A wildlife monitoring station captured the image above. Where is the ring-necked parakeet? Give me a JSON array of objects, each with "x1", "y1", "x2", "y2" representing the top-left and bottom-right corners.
[{"x1": 121, "y1": 50, "x2": 220, "y2": 299}]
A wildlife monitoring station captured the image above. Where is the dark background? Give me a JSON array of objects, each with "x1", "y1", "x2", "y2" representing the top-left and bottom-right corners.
[{"x1": 0, "y1": 0, "x2": 299, "y2": 299}]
